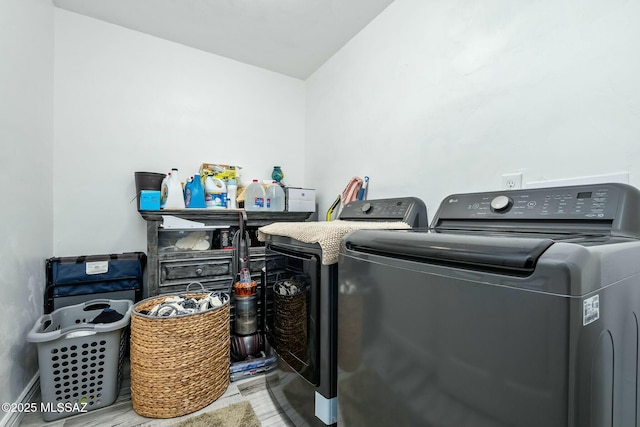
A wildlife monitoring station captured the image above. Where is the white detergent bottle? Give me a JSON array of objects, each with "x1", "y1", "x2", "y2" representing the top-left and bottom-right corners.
[
  {"x1": 265, "y1": 181, "x2": 285, "y2": 212},
  {"x1": 244, "y1": 179, "x2": 265, "y2": 211},
  {"x1": 227, "y1": 178, "x2": 238, "y2": 209},
  {"x1": 163, "y1": 168, "x2": 185, "y2": 209},
  {"x1": 205, "y1": 175, "x2": 227, "y2": 209}
]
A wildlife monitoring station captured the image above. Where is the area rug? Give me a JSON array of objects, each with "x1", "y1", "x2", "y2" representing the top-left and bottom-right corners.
[{"x1": 171, "y1": 401, "x2": 261, "y2": 427}]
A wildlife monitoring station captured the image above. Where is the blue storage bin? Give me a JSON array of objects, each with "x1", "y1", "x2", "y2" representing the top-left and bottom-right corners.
[{"x1": 45, "y1": 252, "x2": 146, "y2": 314}]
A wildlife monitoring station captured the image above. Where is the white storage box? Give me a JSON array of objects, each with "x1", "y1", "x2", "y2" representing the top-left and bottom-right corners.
[{"x1": 286, "y1": 187, "x2": 316, "y2": 212}]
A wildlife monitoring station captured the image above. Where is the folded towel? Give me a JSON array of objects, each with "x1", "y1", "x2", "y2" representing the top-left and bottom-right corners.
[{"x1": 258, "y1": 220, "x2": 411, "y2": 265}]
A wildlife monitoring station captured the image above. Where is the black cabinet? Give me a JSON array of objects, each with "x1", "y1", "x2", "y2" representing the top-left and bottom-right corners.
[{"x1": 139, "y1": 209, "x2": 313, "y2": 297}]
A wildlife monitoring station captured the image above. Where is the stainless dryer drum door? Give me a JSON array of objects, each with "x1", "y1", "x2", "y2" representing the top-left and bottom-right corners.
[{"x1": 266, "y1": 244, "x2": 321, "y2": 386}]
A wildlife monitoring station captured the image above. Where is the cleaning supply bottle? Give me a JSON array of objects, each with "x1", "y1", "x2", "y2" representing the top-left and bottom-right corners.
[
  {"x1": 227, "y1": 178, "x2": 238, "y2": 209},
  {"x1": 205, "y1": 174, "x2": 227, "y2": 209},
  {"x1": 244, "y1": 179, "x2": 265, "y2": 211},
  {"x1": 185, "y1": 175, "x2": 206, "y2": 208},
  {"x1": 162, "y1": 168, "x2": 185, "y2": 209},
  {"x1": 183, "y1": 176, "x2": 193, "y2": 207},
  {"x1": 160, "y1": 172, "x2": 171, "y2": 209},
  {"x1": 265, "y1": 181, "x2": 285, "y2": 212}
]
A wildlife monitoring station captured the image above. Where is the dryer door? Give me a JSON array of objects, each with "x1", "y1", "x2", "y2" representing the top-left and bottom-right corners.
[{"x1": 265, "y1": 244, "x2": 321, "y2": 385}]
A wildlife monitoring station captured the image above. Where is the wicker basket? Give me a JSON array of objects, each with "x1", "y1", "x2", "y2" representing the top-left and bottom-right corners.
[
  {"x1": 273, "y1": 288, "x2": 307, "y2": 371},
  {"x1": 129, "y1": 284, "x2": 230, "y2": 418}
]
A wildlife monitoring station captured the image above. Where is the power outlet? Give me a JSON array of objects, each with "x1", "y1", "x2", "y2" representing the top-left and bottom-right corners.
[{"x1": 501, "y1": 172, "x2": 523, "y2": 190}]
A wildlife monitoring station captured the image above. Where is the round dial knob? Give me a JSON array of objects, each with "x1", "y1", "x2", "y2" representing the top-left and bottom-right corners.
[
  {"x1": 490, "y1": 195, "x2": 513, "y2": 212},
  {"x1": 361, "y1": 202, "x2": 373, "y2": 213}
]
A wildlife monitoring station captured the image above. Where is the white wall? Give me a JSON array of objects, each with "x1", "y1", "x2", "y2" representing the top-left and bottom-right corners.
[
  {"x1": 54, "y1": 9, "x2": 306, "y2": 256},
  {"x1": 306, "y1": 0, "x2": 640, "y2": 217},
  {"x1": 0, "y1": 0, "x2": 54, "y2": 413}
]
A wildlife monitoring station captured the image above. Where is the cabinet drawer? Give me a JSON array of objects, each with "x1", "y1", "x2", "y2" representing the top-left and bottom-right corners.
[{"x1": 159, "y1": 251, "x2": 234, "y2": 284}]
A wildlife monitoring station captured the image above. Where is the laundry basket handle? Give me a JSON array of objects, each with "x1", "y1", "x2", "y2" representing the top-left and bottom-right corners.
[{"x1": 185, "y1": 282, "x2": 207, "y2": 293}]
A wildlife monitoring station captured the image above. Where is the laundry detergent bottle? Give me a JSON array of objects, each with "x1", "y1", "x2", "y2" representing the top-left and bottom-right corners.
[
  {"x1": 162, "y1": 168, "x2": 185, "y2": 209},
  {"x1": 183, "y1": 177, "x2": 193, "y2": 206},
  {"x1": 160, "y1": 172, "x2": 171, "y2": 209},
  {"x1": 205, "y1": 174, "x2": 227, "y2": 209},
  {"x1": 185, "y1": 175, "x2": 206, "y2": 208}
]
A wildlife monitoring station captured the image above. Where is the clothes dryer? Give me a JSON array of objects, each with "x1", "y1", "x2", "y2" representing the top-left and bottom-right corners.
[{"x1": 260, "y1": 197, "x2": 427, "y2": 427}]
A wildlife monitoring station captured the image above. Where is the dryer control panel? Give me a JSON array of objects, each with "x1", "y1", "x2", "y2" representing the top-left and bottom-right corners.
[{"x1": 339, "y1": 197, "x2": 428, "y2": 228}]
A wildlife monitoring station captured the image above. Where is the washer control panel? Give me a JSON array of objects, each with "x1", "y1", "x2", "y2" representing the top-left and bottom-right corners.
[
  {"x1": 433, "y1": 183, "x2": 640, "y2": 237},
  {"x1": 339, "y1": 197, "x2": 428, "y2": 228},
  {"x1": 438, "y1": 184, "x2": 627, "y2": 220}
]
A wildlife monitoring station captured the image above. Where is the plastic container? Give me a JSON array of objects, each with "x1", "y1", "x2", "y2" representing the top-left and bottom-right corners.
[
  {"x1": 227, "y1": 178, "x2": 238, "y2": 209},
  {"x1": 230, "y1": 351, "x2": 277, "y2": 382},
  {"x1": 26, "y1": 299, "x2": 133, "y2": 421},
  {"x1": 184, "y1": 176, "x2": 206, "y2": 208},
  {"x1": 244, "y1": 179, "x2": 265, "y2": 211},
  {"x1": 265, "y1": 181, "x2": 285, "y2": 212},
  {"x1": 183, "y1": 177, "x2": 193, "y2": 206},
  {"x1": 162, "y1": 168, "x2": 185, "y2": 209},
  {"x1": 139, "y1": 190, "x2": 161, "y2": 210},
  {"x1": 205, "y1": 175, "x2": 227, "y2": 209}
]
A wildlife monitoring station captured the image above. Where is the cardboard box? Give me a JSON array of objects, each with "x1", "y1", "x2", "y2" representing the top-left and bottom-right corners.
[
  {"x1": 199, "y1": 163, "x2": 240, "y2": 182},
  {"x1": 140, "y1": 190, "x2": 161, "y2": 210},
  {"x1": 286, "y1": 187, "x2": 316, "y2": 212}
]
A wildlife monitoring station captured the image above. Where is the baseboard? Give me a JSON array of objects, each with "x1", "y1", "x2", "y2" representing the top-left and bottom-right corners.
[{"x1": 0, "y1": 373, "x2": 39, "y2": 427}]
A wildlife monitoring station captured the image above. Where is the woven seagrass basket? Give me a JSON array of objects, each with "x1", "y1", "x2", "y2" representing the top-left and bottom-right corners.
[
  {"x1": 273, "y1": 288, "x2": 307, "y2": 371},
  {"x1": 129, "y1": 285, "x2": 230, "y2": 418}
]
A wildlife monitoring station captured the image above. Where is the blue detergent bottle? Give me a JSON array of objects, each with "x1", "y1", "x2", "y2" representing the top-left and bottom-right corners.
[{"x1": 186, "y1": 175, "x2": 206, "y2": 208}]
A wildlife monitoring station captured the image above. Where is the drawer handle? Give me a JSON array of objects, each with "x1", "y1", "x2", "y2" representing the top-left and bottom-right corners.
[{"x1": 195, "y1": 268, "x2": 203, "y2": 275}]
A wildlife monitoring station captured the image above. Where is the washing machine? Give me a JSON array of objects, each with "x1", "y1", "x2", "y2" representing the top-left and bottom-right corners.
[
  {"x1": 337, "y1": 183, "x2": 640, "y2": 427},
  {"x1": 260, "y1": 197, "x2": 428, "y2": 427}
]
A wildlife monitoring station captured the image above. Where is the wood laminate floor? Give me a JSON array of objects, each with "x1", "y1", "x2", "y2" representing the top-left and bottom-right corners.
[{"x1": 19, "y1": 359, "x2": 293, "y2": 427}]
